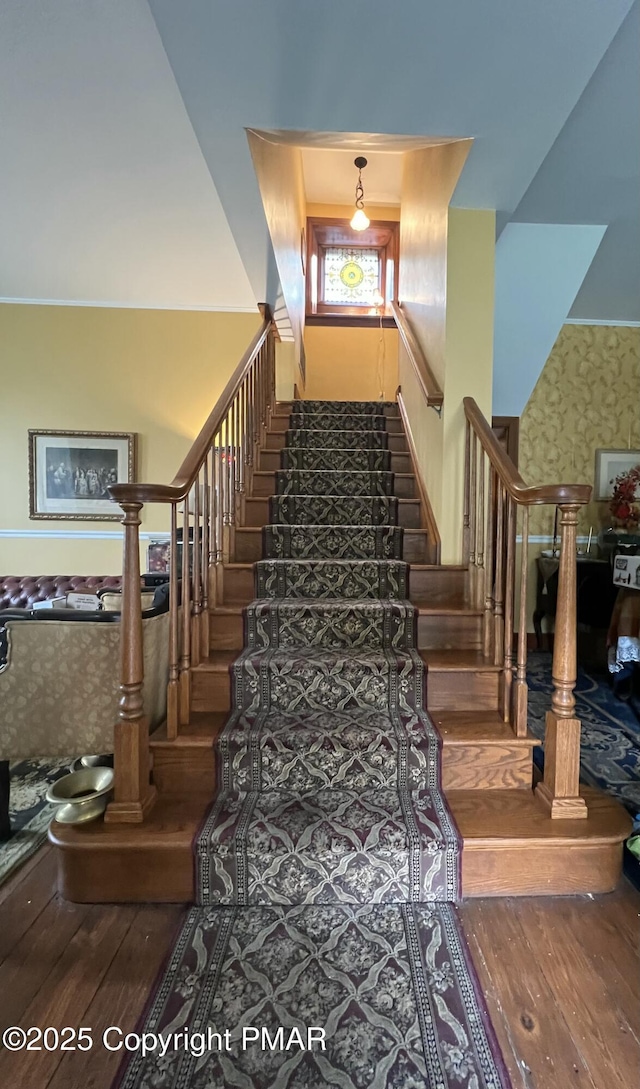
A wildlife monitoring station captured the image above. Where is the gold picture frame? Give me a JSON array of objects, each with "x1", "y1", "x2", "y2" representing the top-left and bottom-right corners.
[{"x1": 28, "y1": 429, "x2": 136, "y2": 521}]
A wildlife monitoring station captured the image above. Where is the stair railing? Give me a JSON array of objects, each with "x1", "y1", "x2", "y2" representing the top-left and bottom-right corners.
[
  {"x1": 105, "y1": 307, "x2": 275, "y2": 823},
  {"x1": 463, "y1": 396, "x2": 590, "y2": 818},
  {"x1": 391, "y1": 302, "x2": 444, "y2": 415}
]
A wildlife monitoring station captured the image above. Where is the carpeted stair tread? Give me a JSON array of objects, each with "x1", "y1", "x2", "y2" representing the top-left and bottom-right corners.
[
  {"x1": 289, "y1": 411, "x2": 388, "y2": 431},
  {"x1": 281, "y1": 447, "x2": 391, "y2": 471},
  {"x1": 245, "y1": 597, "x2": 414, "y2": 649},
  {"x1": 219, "y1": 707, "x2": 439, "y2": 793},
  {"x1": 286, "y1": 428, "x2": 388, "y2": 450},
  {"x1": 245, "y1": 598, "x2": 416, "y2": 651},
  {"x1": 197, "y1": 784, "x2": 460, "y2": 905},
  {"x1": 269, "y1": 494, "x2": 398, "y2": 526},
  {"x1": 230, "y1": 646, "x2": 427, "y2": 716},
  {"x1": 282, "y1": 448, "x2": 392, "y2": 472},
  {"x1": 263, "y1": 524, "x2": 404, "y2": 559},
  {"x1": 293, "y1": 398, "x2": 397, "y2": 414},
  {"x1": 275, "y1": 469, "x2": 394, "y2": 496},
  {"x1": 255, "y1": 558, "x2": 408, "y2": 598}
]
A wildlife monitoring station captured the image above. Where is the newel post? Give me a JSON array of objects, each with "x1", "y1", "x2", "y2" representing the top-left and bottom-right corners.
[
  {"x1": 104, "y1": 501, "x2": 157, "y2": 823},
  {"x1": 535, "y1": 504, "x2": 588, "y2": 819}
]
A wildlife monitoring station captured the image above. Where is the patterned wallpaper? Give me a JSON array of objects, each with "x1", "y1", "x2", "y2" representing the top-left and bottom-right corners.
[{"x1": 519, "y1": 324, "x2": 640, "y2": 536}]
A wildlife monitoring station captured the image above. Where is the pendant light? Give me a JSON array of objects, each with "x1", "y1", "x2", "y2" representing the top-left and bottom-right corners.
[{"x1": 350, "y1": 156, "x2": 370, "y2": 231}]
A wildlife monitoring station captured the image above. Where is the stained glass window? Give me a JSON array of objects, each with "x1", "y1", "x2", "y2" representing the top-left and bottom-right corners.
[{"x1": 322, "y1": 247, "x2": 381, "y2": 306}]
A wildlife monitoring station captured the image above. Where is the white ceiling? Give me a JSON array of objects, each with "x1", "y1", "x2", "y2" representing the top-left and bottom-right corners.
[{"x1": 0, "y1": 0, "x2": 256, "y2": 310}]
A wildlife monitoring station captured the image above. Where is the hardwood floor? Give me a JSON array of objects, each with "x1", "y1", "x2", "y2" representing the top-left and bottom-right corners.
[{"x1": 1, "y1": 847, "x2": 638, "y2": 1088}]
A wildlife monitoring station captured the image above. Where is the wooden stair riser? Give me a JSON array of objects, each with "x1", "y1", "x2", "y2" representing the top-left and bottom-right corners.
[
  {"x1": 232, "y1": 527, "x2": 432, "y2": 564},
  {"x1": 250, "y1": 471, "x2": 417, "y2": 500},
  {"x1": 208, "y1": 610, "x2": 483, "y2": 652},
  {"x1": 270, "y1": 413, "x2": 404, "y2": 435},
  {"x1": 410, "y1": 567, "x2": 468, "y2": 605},
  {"x1": 151, "y1": 745, "x2": 216, "y2": 796},
  {"x1": 258, "y1": 450, "x2": 412, "y2": 474},
  {"x1": 427, "y1": 669, "x2": 500, "y2": 712},
  {"x1": 151, "y1": 736, "x2": 534, "y2": 795},
  {"x1": 52, "y1": 808, "x2": 625, "y2": 903},
  {"x1": 264, "y1": 431, "x2": 408, "y2": 453},
  {"x1": 191, "y1": 660, "x2": 500, "y2": 714},
  {"x1": 219, "y1": 564, "x2": 468, "y2": 608},
  {"x1": 243, "y1": 496, "x2": 421, "y2": 529}
]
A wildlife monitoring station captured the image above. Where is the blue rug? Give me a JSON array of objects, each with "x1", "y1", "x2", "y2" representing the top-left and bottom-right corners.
[
  {"x1": 527, "y1": 652, "x2": 640, "y2": 884},
  {"x1": 0, "y1": 758, "x2": 73, "y2": 886}
]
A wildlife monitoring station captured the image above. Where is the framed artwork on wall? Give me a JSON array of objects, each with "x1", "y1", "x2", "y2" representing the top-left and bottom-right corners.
[
  {"x1": 28, "y1": 429, "x2": 136, "y2": 520},
  {"x1": 594, "y1": 448, "x2": 640, "y2": 501}
]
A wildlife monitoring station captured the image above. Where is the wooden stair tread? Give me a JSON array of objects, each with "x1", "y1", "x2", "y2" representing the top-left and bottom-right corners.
[
  {"x1": 50, "y1": 794, "x2": 209, "y2": 850},
  {"x1": 432, "y1": 711, "x2": 541, "y2": 745},
  {"x1": 448, "y1": 788, "x2": 630, "y2": 845},
  {"x1": 210, "y1": 602, "x2": 479, "y2": 616}
]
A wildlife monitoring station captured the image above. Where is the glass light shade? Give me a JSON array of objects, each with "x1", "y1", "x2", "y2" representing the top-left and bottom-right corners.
[{"x1": 350, "y1": 207, "x2": 370, "y2": 231}]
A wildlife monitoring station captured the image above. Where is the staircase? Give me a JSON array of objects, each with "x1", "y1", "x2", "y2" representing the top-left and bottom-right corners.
[{"x1": 49, "y1": 317, "x2": 630, "y2": 902}]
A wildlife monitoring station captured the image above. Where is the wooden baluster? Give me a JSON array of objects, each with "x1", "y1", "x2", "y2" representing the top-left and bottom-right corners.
[
  {"x1": 246, "y1": 368, "x2": 254, "y2": 475},
  {"x1": 252, "y1": 359, "x2": 260, "y2": 450},
  {"x1": 238, "y1": 380, "x2": 246, "y2": 495},
  {"x1": 462, "y1": 420, "x2": 471, "y2": 564},
  {"x1": 493, "y1": 483, "x2": 505, "y2": 665},
  {"x1": 483, "y1": 467, "x2": 495, "y2": 659},
  {"x1": 105, "y1": 501, "x2": 156, "y2": 823},
  {"x1": 535, "y1": 504, "x2": 588, "y2": 818},
  {"x1": 166, "y1": 502, "x2": 180, "y2": 739},
  {"x1": 501, "y1": 496, "x2": 516, "y2": 722},
  {"x1": 215, "y1": 430, "x2": 223, "y2": 564},
  {"x1": 513, "y1": 505, "x2": 529, "y2": 737},
  {"x1": 191, "y1": 473, "x2": 202, "y2": 668},
  {"x1": 476, "y1": 447, "x2": 486, "y2": 612},
  {"x1": 179, "y1": 499, "x2": 191, "y2": 726},
  {"x1": 469, "y1": 433, "x2": 477, "y2": 607},
  {"x1": 201, "y1": 456, "x2": 211, "y2": 654},
  {"x1": 231, "y1": 395, "x2": 239, "y2": 524}
]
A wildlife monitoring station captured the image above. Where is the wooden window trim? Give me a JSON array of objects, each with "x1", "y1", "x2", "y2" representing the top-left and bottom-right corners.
[{"x1": 306, "y1": 217, "x2": 399, "y2": 325}]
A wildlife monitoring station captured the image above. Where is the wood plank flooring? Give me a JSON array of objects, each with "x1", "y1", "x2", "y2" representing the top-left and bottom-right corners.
[{"x1": 1, "y1": 847, "x2": 638, "y2": 1088}]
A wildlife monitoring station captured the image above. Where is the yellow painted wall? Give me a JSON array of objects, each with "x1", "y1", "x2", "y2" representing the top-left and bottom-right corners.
[
  {"x1": 303, "y1": 325, "x2": 399, "y2": 401},
  {"x1": 442, "y1": 208, "x2": 495, "y2": 562},
  {"x1": 399, "y1": 142, "x2": 471, "y2": 387},
  {"x1": 0, "y1": 303, "x2": 261, "y2": 574}
]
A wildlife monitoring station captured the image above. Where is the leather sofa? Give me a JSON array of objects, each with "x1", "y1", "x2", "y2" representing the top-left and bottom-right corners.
[{"x1": 0, "y1": 575, "x2": 123, "y2": 610}]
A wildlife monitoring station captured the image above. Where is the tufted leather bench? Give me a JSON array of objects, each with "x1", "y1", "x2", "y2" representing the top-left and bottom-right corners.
[{"x1": 0, "y1": 575, "x2": 123, "y2": 610}]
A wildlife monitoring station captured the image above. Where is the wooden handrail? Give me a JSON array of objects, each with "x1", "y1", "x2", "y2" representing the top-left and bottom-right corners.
[
  {"x1": 464, "y1": 397, "x2": 591, "y2": 507},
  {"x1": 110, "y1": 311, "x2": 272, "y2": 507},
  {"x1": 391, "y1": 301, "x2": 444, "y2": 413},
  {"x1": 105, "y1": 307, "x2": 276, "y2": 823},
  {"x1": 396, "y1": 389, "x2": 441, "y2": 563}
]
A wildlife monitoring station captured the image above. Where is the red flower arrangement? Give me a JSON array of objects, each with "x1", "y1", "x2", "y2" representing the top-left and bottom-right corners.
[{"x1": 609, "y1": 463, "x2": 640, "y2": 529}]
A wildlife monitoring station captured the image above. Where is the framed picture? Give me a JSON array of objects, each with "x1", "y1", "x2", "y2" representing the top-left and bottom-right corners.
[
  {"x1": 28, "y1": 430, "x2": 136, "y2": 520},
  {"x1": 147, "y1": 539, "x2": 171, "y2": 574},
  {"x1": 594, "y1": 448, "x2": 640, "y2": 501}
]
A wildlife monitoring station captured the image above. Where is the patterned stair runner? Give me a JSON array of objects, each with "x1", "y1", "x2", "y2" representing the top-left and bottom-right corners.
[
  {"x1": 118, "y1": 400, "x2": 511, "y2": 1089},
  {"x1": 197, "y1": 401, "x2": 461, "y2": 905}
]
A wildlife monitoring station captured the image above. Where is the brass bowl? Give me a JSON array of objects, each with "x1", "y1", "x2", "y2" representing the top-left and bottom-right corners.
[
  {"x1": 47, "y1": 767, "x2": 114, "y2": 825},
  {"x1": 73, "y1": 754, "x2": 114, "y2": 771}
]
